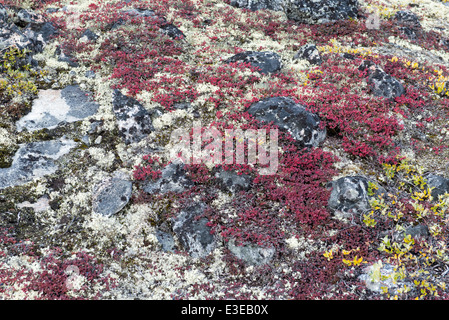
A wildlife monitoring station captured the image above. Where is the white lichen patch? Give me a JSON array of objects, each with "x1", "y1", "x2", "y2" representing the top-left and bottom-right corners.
[
  {"x1": 87, "y1": 147, "x2": 116, "y2": 169},
  {"x1": 0, "y1": 127, "x2": 15, "y2": 147}
]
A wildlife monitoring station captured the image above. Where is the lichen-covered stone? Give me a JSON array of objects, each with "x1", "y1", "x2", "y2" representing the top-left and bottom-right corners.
[
  {"x1": 293, "y1": 43, "x2": 322, "y2": 65},
  {"x1": 172, "y1": 203, "x2": 215, "y2": 258},
  {"x1": 80, "y1": 29, "x2": 99, "y2": 41},
  {"x1": 214, "y1": 168, "x2": 252, "y2": 193},
  {"x1": 359, "y1": 61, "x2": 405, "y2": 99},
  {"x1": 144, "y1": 161, "x2": 193, "y2": 194},
  {"x1": 0, "y1": 139, "x2": 76, "y2": 189},
  {"x1": 92, "y1": 173, "x2": 133, "y2": 217},
  {"x1": 247, "y1": 96, "x2": 326, "y2": 147},
  {"x1": 16, "y1": 85, "x2": 99, "y2": 132},
  {"x1": 112, "y1": 89, "x2": 154, "y2": 145},
  {"x1": 228, "y1": 239, "x2": 275, "y2": 266},
  {"x1": 284, "y1": 0, "x2": 359, "y2": 24},
  {"x1": 229, "y1": 0, "x2": 284, "y2": 11},
  {"x1": 327, "y1": 175, "x2": 384, "y2": 216},
  {"x1": 394, "y1": 10, "x2": 421, "y2": 29},
  {"x1": 224, "y1": 51, "x2": 282, "y2": 75}
]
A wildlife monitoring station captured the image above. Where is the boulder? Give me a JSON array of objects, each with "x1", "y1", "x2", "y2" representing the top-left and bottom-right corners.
[
  {"x1": 172, "y1": 204, "x2": 215, "y2": 258},
  {"x1": 359, "y1": 60, "x2": 405, "y2": 99},
  {"x1": 229, "y1": 0, "x2": 284, "y2": 11},
  {"x1": 394, "y1": 10, "x2": 421, "y2": 29},
  {"x1": 16, "y1": 85, "x2": 99, "y2": 132},
  {"x1": 80, "y1": 29, "x2": 99, "y2": 42},
  {"x1": 144, "y1": 161, "x2": 193, "y2": 194},
  {"x1": 0, "y1": 139, "x2": 76, "y2": 189},
  {"x1": 228, "y1": 239, "x2": 275, "y2": 266},
  {"x1": 224, "y1": 51, "x2": 282, "y2": 75},
  {"x1": 112, "y1": 89, "x2": 154, "y2": 145},
  {"x1": 293, "y1": 43, "x2": 322, "y2": 65},
  {"x1": 92, "y1": 172, "x2": 133, "y2": 217},
  {"x1": 284, "y1": 0, "x2": 359, "y2": 24},
  {"x1": 327, "y1": 175, "x2": 384, "y2": 215},
  {"x1": 214, "y1": 167, "x2": 252, "y2": 193},
  {"x1": 247, "y1": 96, "x2": 326, "y2": 147},
  {"x1": 424, "y1": 173, "x2": 449, "y2": 200}
]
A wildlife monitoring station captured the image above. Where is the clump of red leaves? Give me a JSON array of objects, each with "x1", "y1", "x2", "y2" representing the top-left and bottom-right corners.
[
  {"x1": 0, "y1": 227, "x2": 114, "y2": 299},
  {"x1": 133, "y1": 154, "x2": 164, "y2": 181}
]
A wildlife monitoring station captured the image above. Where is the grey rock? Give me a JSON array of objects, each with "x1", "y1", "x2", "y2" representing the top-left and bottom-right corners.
[
  {"x1": 17, "y1": 9, "x2": 45, "y2": 27},
  {"x1": 144, "y1": 161, "x2": 193, "y2": 194},
  {"x1": 228, "y1": 239, "x2": 275, "y2": 266},
  {"x1": 37, "y1": 22, "x2": 58, "y2": 42},
  {"x1": 46, "y1": 8, "x2": 60, "y2": 14},
  {"x1": 0, "y1": 139, "x2": 77, "y2": 189},
  {"x1": 160, "y1": 23, "x2": 185, "y2": 40},
  {"x1": 214, "y1": 168, "x2": 252, "y2": 193},
  {"x1": 284, "y1": 0, "x2": 359, "y2": 24},
  {"x1": 359, "y1": 61, "x2": 405, "y2": 99},
  {"x1": 172, "y1": 204, "x2": 215, "y2": 258},
  {"x1": 398, "y1": 26, "x2": 417, "y2": 40},
  {"x1": 55, "y1": 46, "x2": 79, "y2": 67},
  {"x1": 0, "y1": 23, "x2": 35, "y2": 52},
  {"x1": 328, "y1": 176, "x2": 384, "y2": 215},
  {"x1": 112, "y1": 89, "x2": 154, "y2": 145},
  {"x1": 16, "y1": 85, "x2": 99, "y2": 132},
  {"x1": 394, "y1": 10, "x2": 421, "y2": 29},
  {"x1": 156, "y1": 229, "x2": 176, "y2": 252},
  {"x1": 224, "y1": 51, "x2": 282, "y2": 75},
  {"x1": 404, "y1": 224, "x2": 429, "y2": 239},
  {"x1": 80, "y1": 29, "x2": 98, "y2": 41},
  {"x1": 424, "y1": 173, "x2": 449, "y2": 200},
  {"x1": 247, "y1": 96, "x2": 326, "y2": 147},
  {"x1": 92, "y1": 173, "x2": 133, "y2": 217},
  {"x1": 230, "y1": 0, "x2": 284, "y2": 11},
  {"x1": 85, "y1": 70, "x2": 96, "y2": 78},
  {"x1": 293, "y1": 43, "x2": 322, "y2": 65},
  {"x1": 123, "y1": 8, "x2": 157, "y2": 18},
  {"x1": 0, "y1": 4, "x2": 7, "y2": 22}
]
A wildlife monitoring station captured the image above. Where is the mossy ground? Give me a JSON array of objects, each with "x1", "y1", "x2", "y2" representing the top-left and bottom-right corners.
[{"x1": 1, "y1": 0, "x2": 449, "y2": 300}]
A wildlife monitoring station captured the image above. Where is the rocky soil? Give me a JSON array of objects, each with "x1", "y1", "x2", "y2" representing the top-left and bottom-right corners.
[{"x1": 1, "y1": 0, "x2": 449, "y2": 300}]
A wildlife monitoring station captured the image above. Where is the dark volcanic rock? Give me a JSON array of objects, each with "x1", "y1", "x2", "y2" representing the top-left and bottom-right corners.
[
  {"x1": 112, "y1": 89, "x2": 154, "y2": 145},
  {"x1": 80, "y1": 29, "x2": 99, "y2": 41},
  {"x1": 224, "y1": 51, "x2": 282, "y2": 75},
  {"x1": 214, "y1": 168, "x2": 252, "y2": 193},
  {"x1": 247, "y1": 96, "x2": 326, "y2": 147},
  {"x1": 394, "y1": 10, "x2": 421, "y2": 29},
  {"x1": 327, "y1": 175, "x2": 385, "y2": 216},
  {"x1": 284, "y1": 0, "x2": 359, "y2": 24},
  {"x1": 359, "y1": 61, "x2": 405, "y2": 99},
  {"x1": 144, "y1": 161, "x2": 193, "y2": 194},
  {"x1": 0, "y1": 7, "x2": 56, "y2": 55},
  {"x1": 0, "y1": 139, "x2": 76, "y2": 189},
  {"x1": 228, "y1": 239, "x2": 275, "y2": 266},
  {"x1": 92, "y1": 173, "x2": 133, "y2": 217},
  {"x1": 424, "y1": 173, "x2": 449, "y2": 200},
  {"x1": 293, "y1": 43, "x2": 322, "y2": 65},
  {"x1": 16, "y1": 85, "x2": 99, "y2": 132},
  {"x1": 160, "y1": 23, "x2": 185, "y2": 40},
  {"x1": 172, "y1": 204, "x2": 215, "y2": 258},
  {"x1": 55, "y1": 45, "x2": 79, "y2": 67},
  {"x1": 229, "y1": 0, "x2": 284, "y2": 11}
]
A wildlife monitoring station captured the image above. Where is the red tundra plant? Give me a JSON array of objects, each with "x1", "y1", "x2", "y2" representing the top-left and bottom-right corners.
[
  {"x1": 0, "y1": 228, "x2": 114, "y2": 300},
  {"x1": 133, "y1": 154, "x2": 164, "y2": 181}
]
